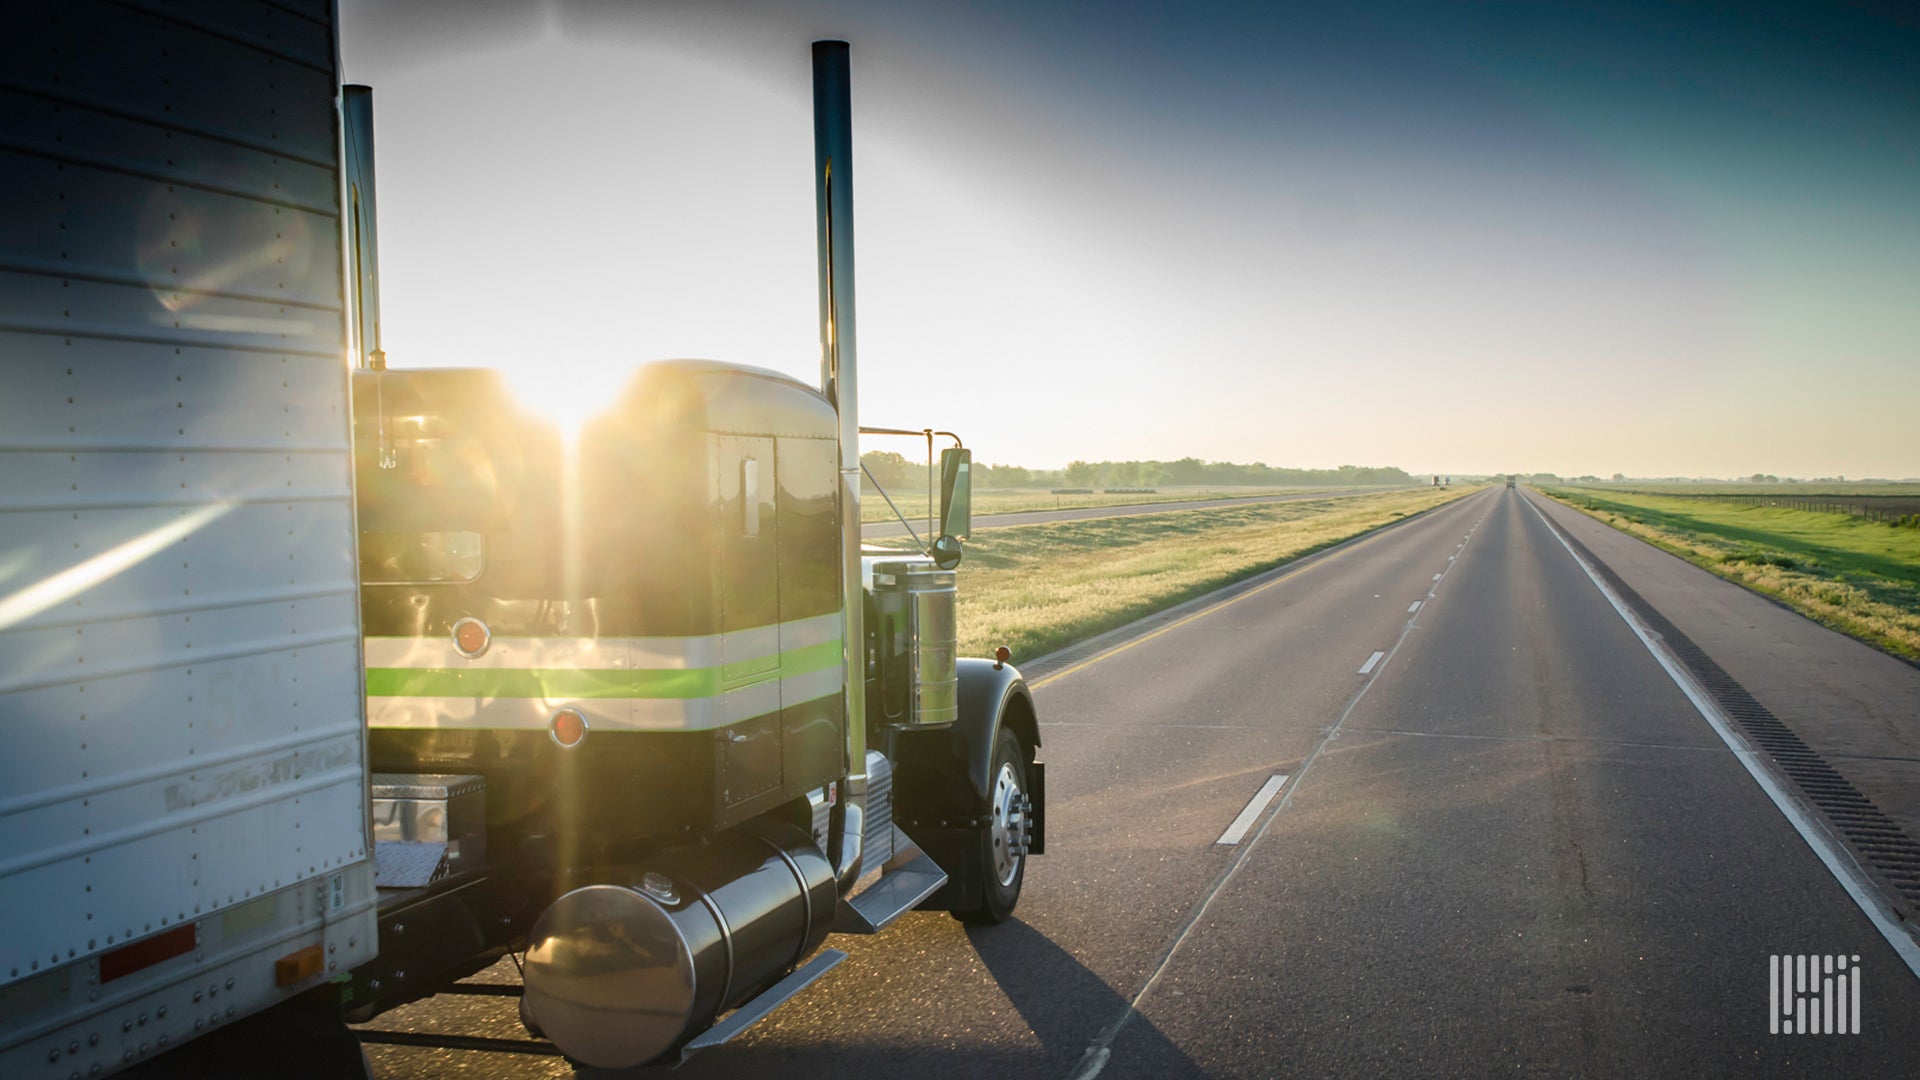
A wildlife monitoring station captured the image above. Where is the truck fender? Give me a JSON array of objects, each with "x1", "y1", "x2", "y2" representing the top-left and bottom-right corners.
[{"x1": 890, "y1": 658, "x2": 1044, "y2": 854}]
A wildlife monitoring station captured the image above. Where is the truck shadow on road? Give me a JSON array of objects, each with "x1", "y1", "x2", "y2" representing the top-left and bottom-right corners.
[
  {"x1": 967, "y1": 917, "x2": 1204, "y2": 1079},
  {"x1": 658, "y1": 917, "x2": 1204, "y2": 1080}
]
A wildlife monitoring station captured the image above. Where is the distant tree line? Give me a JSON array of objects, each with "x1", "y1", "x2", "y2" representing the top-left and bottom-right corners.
[{"x1": 861, "y1": 452, "x2": 1412, "y2": 491}]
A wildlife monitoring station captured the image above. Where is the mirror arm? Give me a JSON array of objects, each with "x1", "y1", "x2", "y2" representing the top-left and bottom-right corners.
[{"x1": 860, "y1": 462, "x2": 928, "y2": 554}]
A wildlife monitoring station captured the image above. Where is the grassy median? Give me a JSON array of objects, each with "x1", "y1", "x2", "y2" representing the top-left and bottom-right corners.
[
  {"x1": 859, "y1": 485, "x2": 1344, "y2": 524},
  {"x1": 876, "y1": 486, "x2": 1478, "y2": 661},
  {"x1": 1544, "y1": 487, "x2": 1920, "y2": 661}
]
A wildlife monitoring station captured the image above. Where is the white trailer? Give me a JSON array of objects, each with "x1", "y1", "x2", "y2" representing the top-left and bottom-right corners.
[{"x1": 0, "y1": 3, "x2": 376, "y2": 1076}]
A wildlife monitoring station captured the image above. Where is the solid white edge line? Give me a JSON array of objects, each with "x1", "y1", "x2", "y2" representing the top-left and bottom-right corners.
[
  {"x1": 1358, "y1": 650, "x2": 1385, "y2": 675},
  {"x1": 1216, "y1": 775, "x2": 1289, "y2": 846},
  {"x1": 1520, "y1": 493, "x2": 1920, "y2": 981}
]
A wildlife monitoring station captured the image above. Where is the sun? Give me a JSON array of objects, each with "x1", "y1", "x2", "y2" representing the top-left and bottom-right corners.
[{"x1": 500, "y1": 356, "x2": 635, "y2": 436}]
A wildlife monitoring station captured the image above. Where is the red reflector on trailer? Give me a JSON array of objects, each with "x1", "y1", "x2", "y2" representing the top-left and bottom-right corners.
[
  {"x1": 549, "y1": 708, "x2": 588, "y2": 748},
  {"x1": 99, "y1": 924, "x2": 197, "y2": 983}
]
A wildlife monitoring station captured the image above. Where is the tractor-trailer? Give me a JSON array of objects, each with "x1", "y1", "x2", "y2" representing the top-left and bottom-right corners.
[{"x1": 2, "y1": 4, "x2": 1046, "y2": 1075}]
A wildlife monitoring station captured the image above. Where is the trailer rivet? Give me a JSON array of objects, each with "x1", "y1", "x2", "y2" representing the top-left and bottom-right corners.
[
  {"x1": 224, "y1": 978, "x2": 234, "y2": 990},
  {"x1": 225, "y1": 1007, "x2": 233, "y2": 1018},
  {"x1": 158, "y1": 1036, "x2": 168, "y2": 1048},
  {"x1": 122, "y1": 1021, "x2": 132, "y2": 1033},
  {"x1": 68, "y1": 1040, "x2": 79, "y2": 1055},
  {"x1": 156, "y1": 1006, "x2": 166, "y2": 1019},
  {"x1": 88, "y1": 1034, "x2": 98, "y2": 1047},
  {"x1": 137, "y1": 1013, "x2": 146, "y2": 1026},
  {"x1": 192, "y1": 991, "x2": 202, "y2": 1003},
  {"x1": 194, "y1": 1019, "x2": 203, "y2": 1031},
  {"x1": 49, "y1": 1048, "x2": 61, "y2": 1063}
]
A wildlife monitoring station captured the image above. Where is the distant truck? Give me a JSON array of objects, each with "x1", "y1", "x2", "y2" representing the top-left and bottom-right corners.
[
  {"x1": 3, "y1": 8, "x2": 1043, "y2": 1076},
  {"x1": 1507, "y1": 476, "x2": 1516, "y2": 488}
]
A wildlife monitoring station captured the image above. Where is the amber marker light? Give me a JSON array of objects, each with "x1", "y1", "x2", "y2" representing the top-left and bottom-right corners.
[
  {"x1": 452, "y1": 616, "x2": 490, "y2": 659},
  {"x1": 995, "y1": 645, "x2": 1011, "y2": 670},
  {"x1": 549, "y1": 707, "x2": 588, "y2": 748}
]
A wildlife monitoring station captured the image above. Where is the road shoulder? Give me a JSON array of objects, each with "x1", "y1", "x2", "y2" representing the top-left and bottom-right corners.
[{"x1": 1526, "y1": 490, "x2": 1920, "y2": 904}]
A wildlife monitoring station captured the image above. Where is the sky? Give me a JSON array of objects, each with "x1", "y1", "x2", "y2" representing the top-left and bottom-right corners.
[{"x1": 339, "y1": 1, "x2": 1920, "y2": 479}]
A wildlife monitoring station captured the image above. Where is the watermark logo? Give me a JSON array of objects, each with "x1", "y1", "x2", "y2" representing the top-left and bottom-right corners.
[{"x1": 1770, "y1": 954, "x2": 1860, "y2": 1034}]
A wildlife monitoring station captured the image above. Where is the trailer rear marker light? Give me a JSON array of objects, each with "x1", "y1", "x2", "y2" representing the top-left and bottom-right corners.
[
  {"x1": 549, "y1": 708, "x2": 588, "y2": 748},
  {"x1": 1216, "y1": 775, "x2": 1288, "y2": 845},
  {"x1": 452, "y1": 617, "x2": 490, "y2": 659}
]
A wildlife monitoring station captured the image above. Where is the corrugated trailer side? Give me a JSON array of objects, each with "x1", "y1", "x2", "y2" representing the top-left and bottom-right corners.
[{"x1": 0, "y1": 2, "x2": 376, "y2": 1075}]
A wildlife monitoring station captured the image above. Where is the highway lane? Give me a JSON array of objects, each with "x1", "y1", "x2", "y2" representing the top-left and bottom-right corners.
[
  {"x1": 358, "y1": 487, "x2": 1920, "y2": 1078},
  {"x1": 860, "y1": 486, "x2": 1414, "y2": 540}
]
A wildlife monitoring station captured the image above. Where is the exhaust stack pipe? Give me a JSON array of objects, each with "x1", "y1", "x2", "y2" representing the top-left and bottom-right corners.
[
  {"x1": 342, "y1": 85, "x2": 385, "y2": 370},
  {"x1": 813, "y1": 39, "x2": 867, "y2": 894}
]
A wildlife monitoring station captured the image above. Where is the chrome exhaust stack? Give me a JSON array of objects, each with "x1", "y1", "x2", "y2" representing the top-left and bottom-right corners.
[
  {"x1": 341, "y1": 85, "x2": 385, "y2": 370},
  {"x1": 814, "y1": 39, "x2": 868, "y2": 894}
]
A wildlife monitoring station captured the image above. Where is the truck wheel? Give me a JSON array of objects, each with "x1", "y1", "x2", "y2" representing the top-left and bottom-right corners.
[{"x1": 953, "y1": 727, "x2": 1031, "y2": 924}]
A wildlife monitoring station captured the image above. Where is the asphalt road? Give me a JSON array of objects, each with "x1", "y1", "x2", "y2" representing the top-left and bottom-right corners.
[
  {"x1": 360, "y1": 487, "x2": 1920, "y2": 1078},
  {"x1": 860, "y1": 487, "x2": 1412, "y2": 540}
]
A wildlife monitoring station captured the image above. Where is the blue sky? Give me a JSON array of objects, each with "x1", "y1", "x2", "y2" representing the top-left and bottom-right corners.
[{"x1": 340, "y1": 1, "x2": 1919, "y2": 478}]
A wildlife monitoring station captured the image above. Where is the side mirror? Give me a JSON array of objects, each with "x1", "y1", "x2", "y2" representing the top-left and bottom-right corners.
[
  {"x1": 933, "y1": 448, "x2": 971, "y2": 570},
  {"x1": 939, "y1": 448, "x2": 971, "y2": 540},
  {"x1": 931, "y1": 533, "x2": 964, "y2": 570}
]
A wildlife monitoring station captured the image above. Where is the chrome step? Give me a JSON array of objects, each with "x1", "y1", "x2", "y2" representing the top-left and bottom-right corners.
[
  {"x1": 835, "y1": 826, "x2": 949, "y2": 934},
  {"x1": 679, "y1": 948, "x2": 848, "y2": 1060}
]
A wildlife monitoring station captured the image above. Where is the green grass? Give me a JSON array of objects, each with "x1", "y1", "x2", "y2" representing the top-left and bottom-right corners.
[
  {"x1": 1545, "y1": 487, "x2": 1920, "y2": 661},
  {"x1": 858, "y1": 485, "x2": 1391, "y2": 524},
  {"x1": 875, "y1": 487, "x2": 1479, "y2": 661},
  {"x1": 1581, "y1": 482, "x2": 1920, "y2": 497}
]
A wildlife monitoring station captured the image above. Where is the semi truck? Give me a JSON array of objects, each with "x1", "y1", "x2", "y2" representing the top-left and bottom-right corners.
[{"x1": 1, "y1": 5, "x2": 1044, "y2": 1075}]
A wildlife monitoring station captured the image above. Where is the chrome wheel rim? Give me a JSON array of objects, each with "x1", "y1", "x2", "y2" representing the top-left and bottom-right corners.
[{"x1": 989, "y1": 761, "x2": 1028, "y2": 887}]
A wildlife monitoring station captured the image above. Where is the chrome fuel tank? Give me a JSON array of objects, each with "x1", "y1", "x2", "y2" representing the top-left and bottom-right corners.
[{"x1": 520, "y1": 821, "x2": 836, "y2": 1068}]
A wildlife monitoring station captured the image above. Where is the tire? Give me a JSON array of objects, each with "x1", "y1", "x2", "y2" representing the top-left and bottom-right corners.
[{"x1": 952, "y1": 727, "x2": 1031, "y2": 924}]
